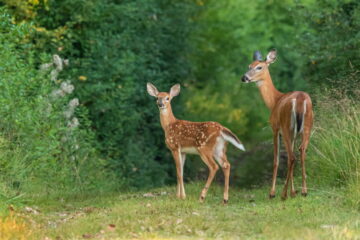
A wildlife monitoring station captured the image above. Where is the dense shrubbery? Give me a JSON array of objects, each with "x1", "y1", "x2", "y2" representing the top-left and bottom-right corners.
[
  {"x1": 1, "y1": 0, "x2": 200, "y2": 188},
  {"x1": 0, "y1": 10, "x2": 107, "y2": 199},
  {"x1": 296, "y1": 0, "x2": 360, "y2": 93}
]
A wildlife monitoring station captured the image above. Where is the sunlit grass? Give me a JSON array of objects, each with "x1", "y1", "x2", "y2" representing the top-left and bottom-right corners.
[
  {"x1": 2, "y1": 183, "x2": 355, "y2": 240},
  {"x1": 0, "y1": 213, "x2": 33, "y2": 240}
]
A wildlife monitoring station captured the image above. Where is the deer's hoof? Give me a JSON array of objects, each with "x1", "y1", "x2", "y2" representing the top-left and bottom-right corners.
[
  {"x1": 301, "y1": 192, "x2": 308, "y2": 197},
  {"x1": 199, "y1": 196, "x2": 205, "y2": 203},
  {"x1": 269, "y1": 194, "x2": 276, "y2": 199},
  {"x1": 223, "y1": 199, "x2": 228, "y2": 205},
  {"x1": 281, "y1": 194, "x2": 288, "y2": 201},
  {"x1": 290, "y1": 191, "x2": 297, "y2": 198}
]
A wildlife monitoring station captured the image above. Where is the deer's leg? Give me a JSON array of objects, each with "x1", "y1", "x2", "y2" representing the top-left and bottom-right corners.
[
  {"x1": 171, "y1": 149, "x2": 186, "y2": 199},
  {"x1": 199, "y1": 149, "x2": 219, "y2": 203},
  {"x1": 281, "y1": 132, "x2": 296, "y2": 200},
  {"x1": 270, "y1": 130, "x2": 280, "y2": 199},
  {"x1": 299, "y1": 129, "x2": 310, "y2": 197},
  {"x1": 214, "y1": 139, "x2": 230, "y2": 204},
  {"x1": 180, "y1": 153, "x2": 186, "y2": 198},
  {"x1": 220, "y1": 154, "x2": 231, "y2": 204},
  {"x1": 290, "y1": 134, "x2": 297, "y2": 198}
]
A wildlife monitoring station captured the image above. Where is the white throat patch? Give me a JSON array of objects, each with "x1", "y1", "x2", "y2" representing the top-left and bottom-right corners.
[{"x1": 256, "y1": 80, "x2": 264, "y2": 87}]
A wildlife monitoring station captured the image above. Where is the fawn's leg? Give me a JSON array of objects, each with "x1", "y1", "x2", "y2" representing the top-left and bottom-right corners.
[
  {"x1": 221, "y1": 154, "x2": 231, "y2": 204},
  {"x1": 171, "y1": 149, "x2": 186, "y2": 199},
  {"x1": 180, "y1": 153, "x2": 186, "y2": 198},
  {"x1": 199, "y1": 149, "x2": 219, "y2": 203}
]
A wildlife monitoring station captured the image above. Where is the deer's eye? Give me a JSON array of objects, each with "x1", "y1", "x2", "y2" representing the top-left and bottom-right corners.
[
  {"x1": 256, "y1": 66, "x2": 262, "y2": 70},
  {"x1": 166, "y1": 97, "x2": 170, "y2": 101}
]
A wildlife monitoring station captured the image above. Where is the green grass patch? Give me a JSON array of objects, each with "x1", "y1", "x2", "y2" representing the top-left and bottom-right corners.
[{"x1": 3, "y1": 183, "x2": 359, "y2": 240}]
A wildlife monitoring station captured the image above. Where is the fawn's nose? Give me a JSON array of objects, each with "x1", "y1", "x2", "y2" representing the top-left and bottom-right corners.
[
  {"x1": 157, "y1": 99, "x2": 165, "y2": 108},
  {"x1": 242, "y1": 75, "x2": 249, "y2": 82}
]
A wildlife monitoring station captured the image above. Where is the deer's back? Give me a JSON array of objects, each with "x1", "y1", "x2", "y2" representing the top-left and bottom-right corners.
[
  {"x1": 270, "y1": 91, "x2": 313, "y2": 129},
  {"x1": 165, "y1": 120, "x2": 223, "y2": 150}
]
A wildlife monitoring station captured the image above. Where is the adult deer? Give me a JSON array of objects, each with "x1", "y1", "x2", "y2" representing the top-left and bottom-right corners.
[
  {"x1": 147, "y1": 83, "x2": 245, "y2": 204},
  {"x1": 241, "y1": 50, "x2": 313, "y2": 200}
]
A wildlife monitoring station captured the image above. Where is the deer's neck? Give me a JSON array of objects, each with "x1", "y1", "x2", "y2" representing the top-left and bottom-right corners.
[
  {"x1": 257, "y1": 71, "x2": 283, "y2": 110},
  {"x1": 159, "y1": 106, "x2": 177, "y2": 130}
]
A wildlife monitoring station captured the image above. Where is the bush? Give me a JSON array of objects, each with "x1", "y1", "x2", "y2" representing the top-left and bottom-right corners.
[
  {"x1": 0, "y1": 9, "x2": 107, "y2": 196},
  {"x1": 295, "y1": 0, "x2": 360, "y2": 92}
]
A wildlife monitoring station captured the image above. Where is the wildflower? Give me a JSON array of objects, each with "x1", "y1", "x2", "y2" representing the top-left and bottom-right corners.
[
  {"x1": 69, "y1": 98, "x2": 79, "y2": 108},
  {"x1": 51, "y1": 89, "x2": 65, "y2": 98},
  {"x1": 64, "y1": 109, "x2": 74, "y2": 119},
  {"x1": 50, "y1": 70, "x2": 58, "y2": 82},
  {"x1": 60, "y1": 81, "x2": 74, "y2": 94},
  {"x1": 39, "y1": 63, "x2": 53, "y2": 71},
  {"x1": 53, "y1": 54, "x2": 63, "y2": 71},
  {"x1": 68, "y1": 117, "x2": 80, "y2": 129},
  {"x1": 78, "y1": 76, "x2": 87, "y2": 81}
]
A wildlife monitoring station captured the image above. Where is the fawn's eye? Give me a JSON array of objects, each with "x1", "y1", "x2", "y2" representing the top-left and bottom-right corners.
[
  {"x1": 166, "y1": 97, "x2": 169, "y2": 101},
  {"x1": 256, "y1": 66, "x2": 262, "y2": 70}
]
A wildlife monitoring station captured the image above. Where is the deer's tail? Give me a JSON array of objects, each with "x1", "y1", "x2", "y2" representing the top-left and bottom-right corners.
[
  {"x1": 221, "y1": 128, "x2": 245, "y2": 151},
  {"x1": 291, "y1": 98, "x2": 307, "y2": 136}
]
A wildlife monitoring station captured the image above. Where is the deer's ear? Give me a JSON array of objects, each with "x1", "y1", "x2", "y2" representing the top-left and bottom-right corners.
[
  {"x1": 253, "y1": 51, "x2": 263, "y2": 61},
  {"x1": 147, "y1": 83, "x2": 159, "y2": 97},
  {"x1": 266, "y1": 49, "x2": 277, "y2": 65},
  {"x1": 170, "y1": 84, "x2": 181, "y2": 99}
]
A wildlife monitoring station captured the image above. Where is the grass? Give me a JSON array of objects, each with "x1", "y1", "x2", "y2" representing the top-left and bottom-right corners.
[
  {"x1": 2, "y1": 182, "x2": 360, "y2": 240},
  {"x1": 308, "y1": 94, "x2": 360, "y2": 208}
]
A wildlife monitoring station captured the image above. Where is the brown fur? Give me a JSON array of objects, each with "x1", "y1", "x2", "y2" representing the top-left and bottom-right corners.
[
  {"x1": 243, "y1": 50, "x2": 313, "y2": 199},
  {"x1": 147, "y1": 83, "x2": 244, "y2": 204}
]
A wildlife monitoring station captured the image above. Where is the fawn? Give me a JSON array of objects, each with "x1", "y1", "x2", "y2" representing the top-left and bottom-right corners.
[{"x1": 147, "y1": 83, "x2": 245, "y2": 204}]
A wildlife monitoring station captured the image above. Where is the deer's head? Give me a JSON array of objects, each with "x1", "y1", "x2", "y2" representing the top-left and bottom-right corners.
[
  {"x1": 147, "y1": 83, "x2": 180, "y2": 110},
  {"x1": 242, "y1": 49, "x2": 277, "y2": 84}
]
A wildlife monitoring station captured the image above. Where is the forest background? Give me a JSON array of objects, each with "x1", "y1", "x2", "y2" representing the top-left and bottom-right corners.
[{"x1": 0, "y1": 0, "x2": 359, "y2": 210}]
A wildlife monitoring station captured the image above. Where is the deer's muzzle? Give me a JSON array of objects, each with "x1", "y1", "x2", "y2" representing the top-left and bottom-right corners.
[
  {"x1": 242, "y1": 75, "x2": 250, "y2": 82},
  {"x1": 157, "y1": 99, "x2": 165, "y2": 108}
]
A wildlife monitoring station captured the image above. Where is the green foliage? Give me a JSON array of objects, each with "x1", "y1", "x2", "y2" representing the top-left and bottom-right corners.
[
  {"x1": 308, "y1": 85, "x2": 360, "y2": 208},
  {"x1": 4, "y1": 0, "x2": 200, "y2": 188},
  {"x1": 0, "y1": 0, "x2": 359, "y2": 195},
  {"x1": 183, "y1": 0, "x2": 310, "y2": 146},
  {"x1": 295, "y1": 0, "x2": 360, "y2": 92},
  {"x1": 0, "y1": 8, "x2": 107, "y2": 196}
]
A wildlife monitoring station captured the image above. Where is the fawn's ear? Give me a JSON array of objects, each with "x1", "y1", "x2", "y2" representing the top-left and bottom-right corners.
[
  {"x1": 170, "y1": 84, "x2": 180, "y2": 99},
  {"x1": 266, "y1": 49, "x2": 277, "y2": 65},
  {"x1": 147, "y1": 83, "x2": 159, "y2": 97}
]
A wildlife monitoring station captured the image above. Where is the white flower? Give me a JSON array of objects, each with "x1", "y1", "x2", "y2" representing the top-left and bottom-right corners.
[
  {"x1": 68, "y1": 117, "x2": 80, "y2": 129},
  {"x1": 53, "y1": 54, "x2": 63, "y2": 71},
  {"x1": 60, "y1": 81, "x2": 74, "y2": 94},
  {"x1": 64, "y1": 109, "x2": 74, "y2": 119},
  {"x1": 69, "y1": 98, "x2": 79, "y2": 108},
  {"x1": 51, "y1": 89, "x2": 65, "y2": 98},
  {"x1": 50, "y1": 70, "x2": 59, "y2": 82},
  {"x1": 40, "y1": 63, "x2": 53, "y2": 71}
]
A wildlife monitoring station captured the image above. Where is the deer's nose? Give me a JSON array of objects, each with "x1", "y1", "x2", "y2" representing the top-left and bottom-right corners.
[
  {"x1": 157, "y1": 99, "x2": 164, "y2": 108},
  {"x1": 242, "y1": 75, "x2": 249, "y2": 82}
]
